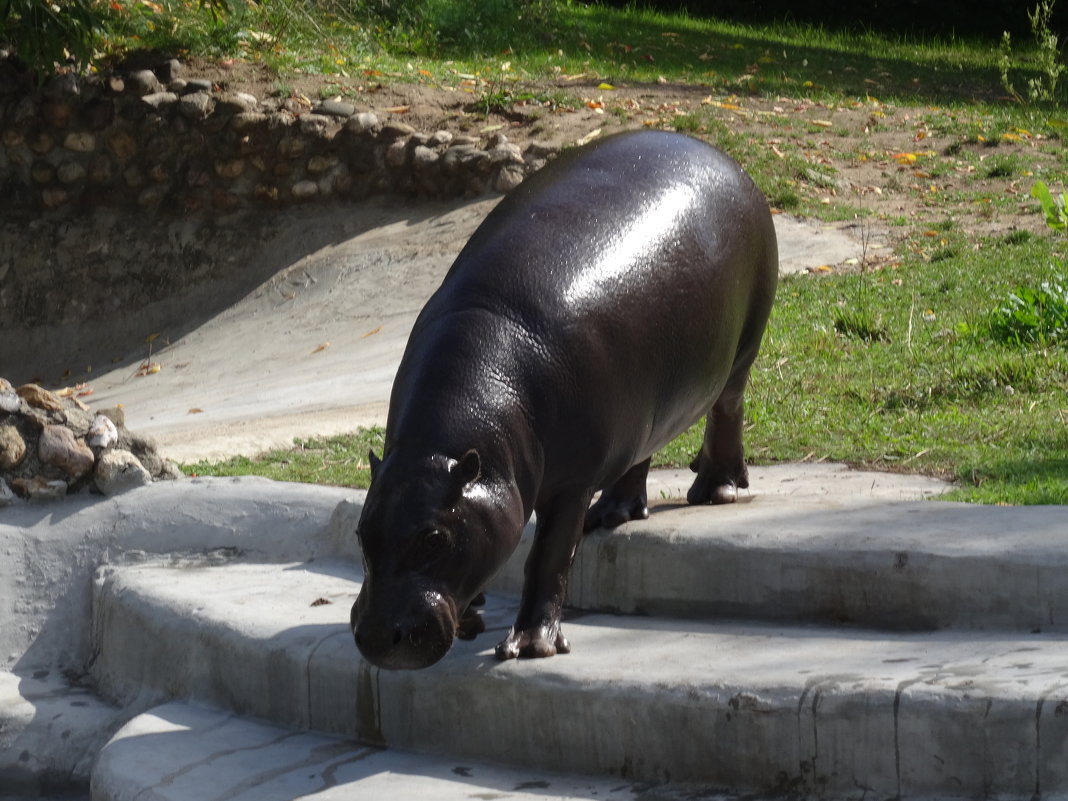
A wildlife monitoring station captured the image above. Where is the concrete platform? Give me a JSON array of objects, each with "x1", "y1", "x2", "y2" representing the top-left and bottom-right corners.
[
  {"x1": 90, "y1": 557, "x2": 1068, "y2": 799},
  {"x1": 91, "y1": 701, "x2": 708, "y2": 801}
]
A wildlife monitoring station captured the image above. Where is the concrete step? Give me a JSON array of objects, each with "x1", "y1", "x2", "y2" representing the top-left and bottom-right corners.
[
  {"x1": 90, "y1": 558, "x2": 1068, "y2": 799},
  {"x1": 91, "y1": 701, "x2": 701, "y2": 801},
  {"x1": 333, "y1": 469, "x2": 1067, "y2": 633},
  {"x1": 0, "y1": 670, "x2": 124, "y2": 799}
]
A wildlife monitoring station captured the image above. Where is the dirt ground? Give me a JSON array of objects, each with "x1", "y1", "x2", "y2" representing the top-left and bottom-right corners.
[{"x1": 189, "y1": 56, "x2": 1060, "y2": 244}]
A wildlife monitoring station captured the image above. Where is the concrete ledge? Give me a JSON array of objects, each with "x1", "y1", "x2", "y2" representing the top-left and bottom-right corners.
[
  {"x1": 90, "y1": 559, "x2": 1068, "y2": 798},
  {"x1": 0, "y1": 670, "x2": 123, "y2": 798},
  {"x1": 91, "y1": 701, "x2": 694, "y2": 801}
]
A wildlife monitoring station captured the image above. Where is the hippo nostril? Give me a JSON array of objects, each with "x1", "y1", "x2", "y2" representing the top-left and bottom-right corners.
[{"x1": 392, "y1": 627, "x2": 404, "y2": 646}]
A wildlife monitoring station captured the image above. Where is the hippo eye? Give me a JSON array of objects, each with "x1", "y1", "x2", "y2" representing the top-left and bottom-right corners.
[{"x1": 417, "y1": 528, "x2": 451, "y2": 562}]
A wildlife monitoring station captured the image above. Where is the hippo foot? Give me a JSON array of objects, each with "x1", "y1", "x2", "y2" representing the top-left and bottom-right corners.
[
  {"x1": 583, "y1": 494, "x2": 649, "y2": 532},
  {"x1": 456, "y1": 602, "x2": 486, "y2": 641},
  {"x1": 494, "y1": 625, "x2": 571, "y2": 661},
  {"x1": 687, "y1": 457, "x2": 747, "y2": 505}
]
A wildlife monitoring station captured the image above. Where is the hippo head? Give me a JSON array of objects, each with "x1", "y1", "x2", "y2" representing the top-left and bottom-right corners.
[{"x1": 351, "y1": 447, "x2": 518, "y2": 669}]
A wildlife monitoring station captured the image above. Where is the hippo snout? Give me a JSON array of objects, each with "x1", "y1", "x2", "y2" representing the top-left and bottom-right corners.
[{"x1": 351, "y1": 589, "x2": 456, "y2": 670}]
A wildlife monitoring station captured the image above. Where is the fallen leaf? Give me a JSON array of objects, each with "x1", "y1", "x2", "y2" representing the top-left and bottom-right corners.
[
  {"x1": 311, "y1": 342, "x2": 330, "y2": 354},
  {"x1": 586, "y1": 100, "x2": 604, "y2": 110},
  {"x1": 480, "y1": 123, "x2": 505, "y2": 133},
  {"x1": 893, "y1": 152, "x2": 918, "y2": 165},
  {"x1": 188, "y1": 408, "x2": 205, "y2": 414},
  {"x1": 597, "y1": 82, "x2": 616, "y2": 90},
  {"x1": 145, "y1": 332, "x2": 161, "y2": 343},
  {"x1": 384, "y1": 105, "x2": 410, "y2": 114},
  {"x1": 810, "y1": 119, "x2": 832, "y2": 127},
  {"x1": 311, "y1": 598, "x2": 332, "y2": 607},
  {"x1": 361, "y1": 325, "x2": 383, "y2": 338},
  {"x1": 576, "y1": 128, "x2": 602, "y2": 146}
]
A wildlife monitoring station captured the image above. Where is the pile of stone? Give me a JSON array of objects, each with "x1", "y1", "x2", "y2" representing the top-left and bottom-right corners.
[
  {"x1": 0, "y1": 377, "x2": 180, "y2": 505},
  {"x1": 0, "y1": 52, "x2": 555, "y2": 216}
]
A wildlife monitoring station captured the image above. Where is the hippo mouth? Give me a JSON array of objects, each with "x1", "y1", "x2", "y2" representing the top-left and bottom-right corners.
[{"x1": 351, "y1": 589, "x2": 460, "y2": 670}]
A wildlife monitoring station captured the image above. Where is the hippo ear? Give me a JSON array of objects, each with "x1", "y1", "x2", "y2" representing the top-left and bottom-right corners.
[
  {"x1": 368, "y1": 450, "x2": 381, "y2": 481},
  {"x1": 455, "y1": 449, "x2": 481, "y2": 487}
]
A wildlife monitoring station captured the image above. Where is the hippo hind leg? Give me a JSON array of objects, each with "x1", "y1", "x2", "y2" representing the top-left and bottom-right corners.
[
  {"x1": 583, "y1": 458, "x2": 651, "y2": 532},
  {"x1": 687, "y1": 382, "x2": 750, "y2": 506}
]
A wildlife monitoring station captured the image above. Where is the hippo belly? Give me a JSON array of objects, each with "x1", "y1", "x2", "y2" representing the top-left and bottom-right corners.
[{"x1": 351, "y1": 130, "x2": 778, "y2": 669}]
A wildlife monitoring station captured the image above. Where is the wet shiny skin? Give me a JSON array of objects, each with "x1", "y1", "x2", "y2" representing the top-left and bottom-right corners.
[{"x1": 352, "y1": 130, "x2": 778, "y2": 669}]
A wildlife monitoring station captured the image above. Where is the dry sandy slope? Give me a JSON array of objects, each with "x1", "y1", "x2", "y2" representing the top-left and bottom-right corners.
[{"x1": 82, "y1": 195, "x2": 873, "y2": 464}]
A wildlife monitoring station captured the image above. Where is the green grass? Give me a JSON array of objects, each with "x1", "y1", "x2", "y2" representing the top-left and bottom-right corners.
[
  {"x1": 103, "y1": 1, "x2": 1067, "y2": 505},
  {"x1": 185, "y1": 429, "x2": 386, "y2": 488},
  {"x1": 97, "y1": 0, "x2": 1061, "y2": 107}
]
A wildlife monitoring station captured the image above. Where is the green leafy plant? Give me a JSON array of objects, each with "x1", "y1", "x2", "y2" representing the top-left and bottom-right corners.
[
  {"x1": 1032, "y1": 180, "x2": 1068, "y2": 231},
  {"x1": 999, "y1": 0, "x2": 1065, "y2": 103},
  {"x1": 989, "y1": 181, "x2": 1068, "y2": 346},
  {"x1": 0, "y1": 0, "x2": 99, "y2": 78},
  {"x1": 989, "y1": 278, "x2": 1068, "y2": 345}
]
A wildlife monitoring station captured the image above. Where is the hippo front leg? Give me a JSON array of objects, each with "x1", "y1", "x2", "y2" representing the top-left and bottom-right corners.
[{"x1": 495, "y1": 490, "x2": 591, "y2": 660}]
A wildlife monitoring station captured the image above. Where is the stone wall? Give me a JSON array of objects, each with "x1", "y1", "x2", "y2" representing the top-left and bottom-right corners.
[{"x1": 0, "y1": 55, "x2": 552, "y2": 216}]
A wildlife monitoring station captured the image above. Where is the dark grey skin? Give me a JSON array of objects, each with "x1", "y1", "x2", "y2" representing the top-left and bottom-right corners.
[{"x1": 351, "y1": 130, "x2": 778, "y2": 669}]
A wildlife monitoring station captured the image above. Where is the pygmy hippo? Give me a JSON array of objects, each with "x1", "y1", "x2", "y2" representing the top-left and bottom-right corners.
[{"x1": 351, "y1": 130, "x2": 778, "y2": 669}]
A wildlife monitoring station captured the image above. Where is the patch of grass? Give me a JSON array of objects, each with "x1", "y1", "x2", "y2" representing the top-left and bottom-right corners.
[
  {"x1": 650, "y1": 234, "x2": 1068, "y2": 504},
  {"x1": 184, "y1": 428, "x2": 386, "y2": 487}
]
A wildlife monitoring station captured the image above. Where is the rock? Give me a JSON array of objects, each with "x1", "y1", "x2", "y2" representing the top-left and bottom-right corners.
[
  {"x1": 345, "y1": 112, "x2": 379, "y2": 135},
  {"x1": 412, "y1": 145, "x2": 439, "y2": 169},
  {"x1": 299, "y1": 114, "x2": 332, "y2": 136},
  {"x1": 58, "y1": 406, "x2": 94, "y2": 437},
  {"x1": 57, "y1": 161, "x2": 88, "y2": 184},
  {"x1": 179, "y1": 91, "x2": 214, "y2": 120},
  {"x1": 31, "y1": 161, "x2": 55, "y2": 184},
  {"x1": 94, "y1": 449, "x2": 151, "y2": 495},
  {"x1": 0, "y1": 425, "x2": 26, "y2": 469},
  {"x1": 184, "y1": 78, "x2": 213, "y2": 94},
  {"x1": 99, "y1": 406, "x2": 126, "y2": 428},
  {"x1": 41, "y1": 188, "x2": 70, "y2": 208},
  {"x1": 315, "y1": 99, "x2": 355, "y2": 118},
  {"x1": 307, "y1": 154, "x2": 339, "y2": 174},
  {"x1": 0, "y1": 477, "x2": 15, "y2": 507},
  {"x1": 63, "y1": 132, "x2": 96, "y2": 152},
  {"x1": 83, "y1": 97, "x2": 116, "y2": 130},
  {"x1": 16, "y1": 383, "x2": 63, "y2": 412},
  {"x1": 385, "y1": 140, "x2": 409, "y2": 168},
  {"x1": 488, "y1": 141, "x2": 523, "y2": 164},
  {"x1": 213, "y1": 159, "x2": 245, "y2": 179},
  {"x1": 430, "y1": 130, "x2": 454, "y2": 146},
  {"x1": 87, "y1": 414, "x2": 118, "y2": 450},
  {"x1": 43, "y1": 72, "x2": 79, "y2": 99},
  {"x1": 141, "y1": 92, "x2": 179, "y2": 111},
  {"x1": 380, "y1": 122, "x2": 415, "y2": 139},
  {"x1": 126, "y1": 69, "x2": 163, "y2": 96},
  {"x1": 107, "y1": 129, "x2": 138, "y2": 162},
  {"x1": 291, "y1": 180, "x2": 318, "y2": 200},
  {"x1": 159, "y1": 59, "x2": 183, "y2": 84},
  {"x1": 40, "y1": 100, "x2": 73, "y2": 128},
  {"x1": 229, "y1": 111, "x2": 268, "y2": 132},
  {"x1": 126, "y1": 433, "x2": 164, "y2": 477},
  {"x1": 217, "y1": 92, "x2": 258, "y2": 114},
  {"x1": 38, "y1": 424, "x2": 94, "y2": 479},
  {"x1": 12, "y1": 476, "x2": 67, "y2": 502},
  {"x1": 494, "y1": 164, "x2": 526, "y2": 192},
  {"x1": 28, "y1": 131, "x2": 54, "y2": 154},
  {"x1": 0, "y1": 379, "x2": 19, "y2": 413}
]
